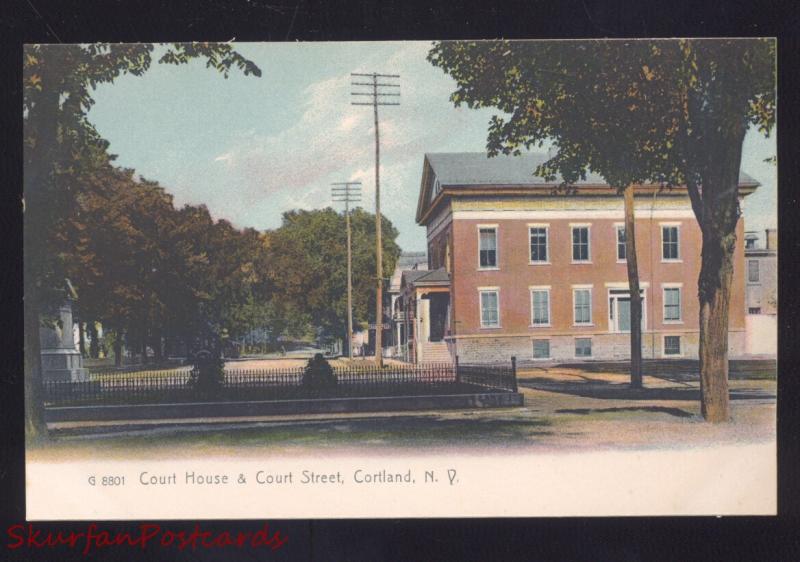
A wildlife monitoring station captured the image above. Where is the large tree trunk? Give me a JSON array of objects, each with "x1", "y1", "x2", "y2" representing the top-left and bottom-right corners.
[
  {"x1": 24, "y1": 303, "x2": 47, "y2": 442},
  {"x1": 23, "y1": 52, "x2": 65, "y2": 442},
  {"x1": 698, "y1": 227, "x2": 736, "y2": 422},
  {"x1": 696, "y1": 155, "x2": 743, "y2": 423},
  {"x1": 623, "y1": 184, "x2": 643, "y2": 388}
]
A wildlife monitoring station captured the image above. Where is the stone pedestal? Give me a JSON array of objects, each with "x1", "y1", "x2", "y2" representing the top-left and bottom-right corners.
[{"x1": 39, "y1": 300, "x2": 89, "y2": 382}]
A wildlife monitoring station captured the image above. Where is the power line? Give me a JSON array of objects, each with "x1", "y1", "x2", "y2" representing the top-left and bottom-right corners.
[{"x1": 350, "y1": 72, "x2": 400, "y2": 368}]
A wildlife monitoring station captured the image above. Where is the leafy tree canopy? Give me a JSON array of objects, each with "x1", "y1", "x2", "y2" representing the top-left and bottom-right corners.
[
  {"x1": 427, "y1": 39, "x2": 775, "y2": 196},
  {"x1": 266, "y1": 208, "x2": 401, "y2": 340}
]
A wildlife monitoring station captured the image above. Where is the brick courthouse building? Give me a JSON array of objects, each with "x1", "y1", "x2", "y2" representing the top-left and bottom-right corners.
[{"x1": 406, "y1": 152, "x2": 759, "y2": 363}]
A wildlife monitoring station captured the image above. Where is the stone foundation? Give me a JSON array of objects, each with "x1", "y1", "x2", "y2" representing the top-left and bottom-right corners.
[{"x1": 450, "y1": 330, "x2": 746, "y2": 363}]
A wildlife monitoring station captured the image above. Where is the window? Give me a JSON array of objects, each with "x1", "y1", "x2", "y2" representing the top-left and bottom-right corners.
[
  {"x1": 479, "y1": 290, "x2": 499, "y2": 327},
  {"x1": 575, "y1": 338, "x2": 592, "y2": 357},
  {"x1": 531, "y1": 288, "x2": 550, "y2": 326},
  {"x1": 533, "y1": 339, "x2": 550, "y2": 359},
  {"x1": 573, "y1": 288, "x2": 592, "y2": 324},
  {"x1": 529, "y1": 227, "x2": 549, "y2": 263},
  {"x1": 748, "y1": 259, "x2": 760, "y2": 283},
  {"x1": 430, "y1": 177, "x2": 441, "y2": 202},
  {"x1": 572, "y1": 226, "x2": 591, "y2": 262},
  {"x1": 749, "y1": 307, "x2": 762, "y2": 315},
  {"x1": 479, "y1": 228, "x2": 497, "y2": 268},
  {"x1": 616, "y1": 226, "x2": 627, "y2": 261},
  {"x1": 662, "y1": 226, "x2": 680, "y2": 261},
  {"x1": 663, "y1": 287, "x2": 682, "y2": 322},
  {"x1": 664, "y1": 335, "x2": 681, "y2": 356}
]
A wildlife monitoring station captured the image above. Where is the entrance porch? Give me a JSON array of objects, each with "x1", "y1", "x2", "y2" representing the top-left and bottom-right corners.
[{"x1": 396, "y1": 268, "x2": 451, "y2": 363}]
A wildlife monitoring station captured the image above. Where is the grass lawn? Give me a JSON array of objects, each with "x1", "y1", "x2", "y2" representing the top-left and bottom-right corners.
[
  {"x1": 30, "y1": 366, "x2": 776, "y2": 460},
  {"x1": 87, "y1": 357, "x2": 432, "y2": 381}
]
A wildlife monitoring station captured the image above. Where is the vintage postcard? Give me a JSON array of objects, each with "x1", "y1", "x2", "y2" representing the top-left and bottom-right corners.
[{"x1": 23, "y1": 39, "x2": 777, "y2": 519}]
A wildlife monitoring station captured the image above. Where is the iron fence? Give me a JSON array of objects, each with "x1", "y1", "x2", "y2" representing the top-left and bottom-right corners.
[
  {"x1": 43, "y1": 359, "x2": 518, "y2": 407},
  {"x1": 456, "y1": 356, "x2": 518, "y2": 393}
]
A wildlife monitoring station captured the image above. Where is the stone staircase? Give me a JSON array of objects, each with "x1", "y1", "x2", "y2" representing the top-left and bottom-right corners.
[{"x1": 419, "y1": 341, "x2": 452, "y2": 363}]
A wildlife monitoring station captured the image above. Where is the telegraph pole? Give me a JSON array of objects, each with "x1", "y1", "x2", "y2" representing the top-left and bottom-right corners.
[
  {"x1": 351, "y1": 72, "x2": 399, "y2": 367},
  {"x1": 332, "y1": 182, "x2": 361, "y2": 360}
]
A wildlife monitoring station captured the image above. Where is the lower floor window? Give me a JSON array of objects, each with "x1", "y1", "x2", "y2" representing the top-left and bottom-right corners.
[
  {"x1": 664, "y1": 335, "x2": 681, "y2": 356},
  {"x1": 533, "y1": 339, "x2": 550, "y2": 359},
  {"x1": 575, "y1": 338, "x2": 592, "y2": 357},
  {"x1": 479, "y1": 290, "x2": 499, "y2": 327},
  {"x1": 748, "y1": 307, "x2": 761, "y2": 314}
]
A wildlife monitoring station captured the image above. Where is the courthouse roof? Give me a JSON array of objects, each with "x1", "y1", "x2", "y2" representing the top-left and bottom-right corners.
[
  {"x1": 416, "y1": 152, "x2": 760, "y2": 224},
  {"x1": 425, "y1": 152, "x2": 758, "y2": 188}
]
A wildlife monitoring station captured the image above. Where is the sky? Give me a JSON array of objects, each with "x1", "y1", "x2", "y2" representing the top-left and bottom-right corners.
[{"x1": 88, "y1": 41, "x2": 777, "y2": 251}]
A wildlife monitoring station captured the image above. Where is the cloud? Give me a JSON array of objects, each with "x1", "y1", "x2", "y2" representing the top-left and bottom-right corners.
[{"x1": 157, "y1": 42, "x2": 501, "y2": 249}]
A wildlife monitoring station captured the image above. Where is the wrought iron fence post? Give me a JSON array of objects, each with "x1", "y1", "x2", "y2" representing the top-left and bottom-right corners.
[
  {"x1": 511, "y1": 356, "x2": 518, "y2": 392},
  {"x1": 454, "y1": 355, "x2": 460, "y2": 384}
]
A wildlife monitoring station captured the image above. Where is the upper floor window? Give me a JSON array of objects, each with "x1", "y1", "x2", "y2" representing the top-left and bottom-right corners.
[
  {"x1": 662, "y1": 225, "x2": 680, "y2": 261},
  {"x1": 479, "y1": 289, "x2": 500, "y2": 328},
  {"x1": 572, "y1": 226, "x2": 591, "y2": 262},
  {"x1": 616, "y1": 225, "x2": 627, "y2": 261},
  {"x1": 479, "y1": 227, "x2": 498, "y2": 269},
  {"x1": 529, "y1": 226, "x2": 549, "y2": 263},
  {"x1": 748, "y1": 259, "x2": 760, "y2": 283}
]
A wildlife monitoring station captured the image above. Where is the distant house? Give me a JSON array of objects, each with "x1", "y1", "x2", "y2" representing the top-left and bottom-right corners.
[
  {"x1": 388, "y1": 251, "x2": 427, "y2": 357},
  {"x1": 743, "y1": 229, "x2": 777, "y2": 356},
  {"x1": 744, "y1": 229, "x2": 777, "y2": 315},
  {"x1": 409, "y1": 152, "x2": 760, "y2": 363}
]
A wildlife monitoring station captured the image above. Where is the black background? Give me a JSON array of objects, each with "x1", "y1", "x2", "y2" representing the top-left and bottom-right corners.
[{"x1": 1, "y1": 1, "x2": 799, "y2": 560}]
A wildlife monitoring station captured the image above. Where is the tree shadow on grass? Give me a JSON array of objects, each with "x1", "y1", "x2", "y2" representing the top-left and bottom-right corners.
[
  {"x1": 51, "y1": 413, "x2": 556, "y2": 448},
  {"x1": 555, "y1": 406, "x2": 694, "y2": 418},
  {"x1": 519, "y1": 377, "x2": 775, "y2": 402},
  {"x1": 220, "y1": 415, "x2": 555, "y2": 448},
  {"x1": 552, "y1": 360, "x2": 776, "y2": 381}
]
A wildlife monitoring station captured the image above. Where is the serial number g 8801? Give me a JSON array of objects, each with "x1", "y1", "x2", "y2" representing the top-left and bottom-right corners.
[{"x1": 101, "y1": 476, "x2": 126, "y2": 486}]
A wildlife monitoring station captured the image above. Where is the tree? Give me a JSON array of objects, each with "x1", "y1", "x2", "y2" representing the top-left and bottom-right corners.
[
  {"x1": 428, "y1": 40, "x2": 684, "y2": 388},
  {"x1": 62, "y1": 165, "x2": 279, "y2": 365},
  {"x1": 674, "y1": 39, "x2": 775, "y2": 421},
  {"x1": 429, "y1": 39, "x2": 775, "y2": 421},
  {"x1": 23, "y1": 43, "x2": 261, "y2": 440},
  {"x1": 266, "y1": 208, "x2": 401, "y2": 344}
]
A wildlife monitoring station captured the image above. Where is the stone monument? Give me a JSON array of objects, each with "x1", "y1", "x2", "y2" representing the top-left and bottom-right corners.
[{"x1": 39, "y1": 280, "x2": 89, "y2": 382}]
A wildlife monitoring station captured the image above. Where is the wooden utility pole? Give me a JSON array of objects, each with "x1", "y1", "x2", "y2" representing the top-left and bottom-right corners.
[
  {"x1": 351, "y1": 72, "x2": 399, "y2": 367},
  {"x1": 332, "y1": 182, "x2": 362, "y2": 360}
]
